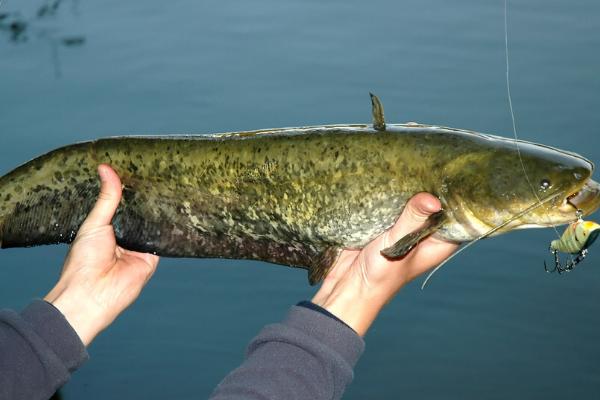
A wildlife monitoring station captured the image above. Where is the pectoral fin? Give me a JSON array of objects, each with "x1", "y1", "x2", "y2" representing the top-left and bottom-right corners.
[{"x1": 380, "y1": 210, "x2": 446, "y2": 258}]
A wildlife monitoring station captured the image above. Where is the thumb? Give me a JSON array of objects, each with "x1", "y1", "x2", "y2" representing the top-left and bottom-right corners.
[
  {"x1": 386, "y1": 192, "x2": 442, "y2": 246},
  {"x1": 80, "y1": 164, "x2": 122, "y2": 230}
]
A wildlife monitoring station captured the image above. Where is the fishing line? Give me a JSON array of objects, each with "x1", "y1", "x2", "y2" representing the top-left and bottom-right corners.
[
  {"x1": 504, "y1": 0, "x2": 563, "y2": 241},
  {"x1": 422, "y1": 189, "x2": 566, "y2": 289},
  {"x1": 421, "y1": 3, "x2": 567, "y2": 288}
]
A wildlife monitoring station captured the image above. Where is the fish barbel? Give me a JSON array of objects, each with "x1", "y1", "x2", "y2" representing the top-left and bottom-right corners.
[{"x1": 1, "y1": 96, "x2": 599, "y2": 284}]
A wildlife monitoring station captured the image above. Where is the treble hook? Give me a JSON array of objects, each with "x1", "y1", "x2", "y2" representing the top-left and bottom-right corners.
[{"x1": 544, "y1": 248, "x2": 588, "y2": 274}]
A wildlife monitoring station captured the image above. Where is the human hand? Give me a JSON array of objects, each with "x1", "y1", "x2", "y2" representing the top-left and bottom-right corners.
[
  {"x1": 311, "y1": 193, "x2": 459, "y2": 336},
  {"x1": 44, "y1": 164, "x2": 159, "y2": 346}
]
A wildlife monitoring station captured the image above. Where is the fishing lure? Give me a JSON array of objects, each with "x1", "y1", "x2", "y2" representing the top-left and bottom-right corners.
[
  {"x1": 504, "y1": 1, "x2": 599, "y2": 278},
  {"x1": 544, "y1": 218, "x2": 600, "y2": 274}
]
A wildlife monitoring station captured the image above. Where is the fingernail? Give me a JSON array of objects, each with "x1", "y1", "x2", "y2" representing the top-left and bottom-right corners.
[{"x1": 98, "y1": 165, "x2": 107, "y2": 181}]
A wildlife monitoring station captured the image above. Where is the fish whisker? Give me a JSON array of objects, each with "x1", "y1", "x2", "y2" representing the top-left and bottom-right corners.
[{"x1": 421, "y1": 187, "x2": 567, "y2": 289}]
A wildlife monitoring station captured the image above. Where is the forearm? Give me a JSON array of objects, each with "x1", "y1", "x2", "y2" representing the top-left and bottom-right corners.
[
  {"x1": 311, "y1": 271, "x2": 387, "y2": 337},
  {"x1": 0, "y1": 300, "x2": 88, "y2": 400},
  {"x1": 210, "y1": 304, "x2": 365, "y2": 400},
  {"x1": 45, "y1": 284, "x2": 108, "y2": 347}
]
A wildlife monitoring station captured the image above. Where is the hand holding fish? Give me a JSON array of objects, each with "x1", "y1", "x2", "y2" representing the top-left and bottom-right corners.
[
  {"x1": 44, "y1": 165, "x2": 160, "y2": 346},
  {"x1": 312, "y1": 193, "x2": 459, "y2": 336}
]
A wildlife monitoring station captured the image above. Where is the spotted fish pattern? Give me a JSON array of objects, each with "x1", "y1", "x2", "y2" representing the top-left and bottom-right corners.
[{"x1": 0, "y1": 121, "x2": 598, "y2": 284}]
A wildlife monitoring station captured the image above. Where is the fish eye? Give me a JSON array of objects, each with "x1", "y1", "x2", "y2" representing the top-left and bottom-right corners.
[{"x1": 540, "y1": 179, "x2": 552, "y2": 190}]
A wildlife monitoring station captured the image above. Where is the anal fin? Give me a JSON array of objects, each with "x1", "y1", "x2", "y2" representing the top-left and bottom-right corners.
[
  {"x1": 380, "y1": 210, "x2": 446, "y2": 258},
  {"x1": 308, "y1": 246, "x2": 342, "y2": 285}
]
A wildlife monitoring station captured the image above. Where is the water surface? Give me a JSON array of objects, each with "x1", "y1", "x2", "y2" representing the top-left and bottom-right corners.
[{"x1": 1, "y1": 0, "x2": 600, "y2": 398}]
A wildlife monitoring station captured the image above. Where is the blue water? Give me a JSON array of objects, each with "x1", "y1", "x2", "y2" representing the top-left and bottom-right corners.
[{"x1": 1, "y1": 0, "x2": 600, "y2": 398}]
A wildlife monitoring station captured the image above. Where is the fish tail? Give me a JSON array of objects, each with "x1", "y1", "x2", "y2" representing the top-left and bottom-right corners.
[{"x1": 0, "y1": 142, "x2": 98, "y2": 249}]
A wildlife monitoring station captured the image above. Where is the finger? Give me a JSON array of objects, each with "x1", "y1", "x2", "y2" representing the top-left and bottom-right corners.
[
  {"x1": 121, "y1": 248, "x2": 160, "y2": 270},
  {"x1": 80, "y1": 164, "x2": 123, "y2": 230},
  {"x1": 138, "y1": 253, "x2": 160, "y2": 274},
  {"x1": 386, "y1": 192, "x2": 442, "y2": 245},
  {"x1": 123, "y1": 250, "x2": 160, "y2": 284},
  {"x1": 326, "y1": 248, "x2": 359, "y2": 279},
  {"x1": 136, "y1": 254, "x2": 159, "y2": 285}
]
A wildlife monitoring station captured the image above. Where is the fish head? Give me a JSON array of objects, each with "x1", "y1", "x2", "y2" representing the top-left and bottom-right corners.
[
  {"x1": 445, "y1": 140, "x2": 600, "y2": 235},
  {"x1": 513, "y1": 143, "x2": 599, "y2": 226}
]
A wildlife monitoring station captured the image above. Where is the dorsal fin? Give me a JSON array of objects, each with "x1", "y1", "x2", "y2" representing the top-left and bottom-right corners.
[{"x1": 370, "y1": 93, "x2": 386, "y2": 131}]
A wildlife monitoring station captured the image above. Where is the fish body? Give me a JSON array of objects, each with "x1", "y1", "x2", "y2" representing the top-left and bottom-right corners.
[{"x1": 1, "y1": 120, "x2": 599, "y2": 283}]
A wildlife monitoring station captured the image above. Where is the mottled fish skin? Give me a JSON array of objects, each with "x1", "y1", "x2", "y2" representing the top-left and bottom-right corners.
[{"x1": 0, "y1": 123, "x2": 598, "y2": 284}]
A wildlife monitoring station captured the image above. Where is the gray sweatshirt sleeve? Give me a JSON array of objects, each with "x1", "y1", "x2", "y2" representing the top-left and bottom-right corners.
[
  {"x1": 210, "y1": 304, "x2": 365, "y2": 400},
  {"x1": 0, "y1": 300, "x2": 89, "y2": 400}
]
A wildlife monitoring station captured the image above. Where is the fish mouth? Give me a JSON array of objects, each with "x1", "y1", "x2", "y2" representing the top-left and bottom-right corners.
[{"x1": 561, "y1": 179, "x2": 600, "y2": 216}]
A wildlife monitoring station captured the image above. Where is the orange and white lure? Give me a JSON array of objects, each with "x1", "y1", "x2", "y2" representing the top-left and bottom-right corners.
[{"x1": 545, "y1": 219, "x2": 600, "y2": 274}]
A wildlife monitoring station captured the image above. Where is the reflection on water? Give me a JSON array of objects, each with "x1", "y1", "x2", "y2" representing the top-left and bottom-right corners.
[
  {"x1": 0, "y1": 12, "x2": 28, "y2": 42},
  {"x1": 37, "y1": 0, "x2": 63, "y2": 18},
  {"x1": 0, "y1": 0, "x2": 84, "y2": 76}
]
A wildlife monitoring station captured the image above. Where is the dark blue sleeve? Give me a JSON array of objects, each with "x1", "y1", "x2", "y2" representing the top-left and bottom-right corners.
[
  {"x1": 210, "y1": 303, "x2": 365, "y2": 400},
  {"x1": 0, "y1": 300, "x2": 89, "y2": 400}
]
